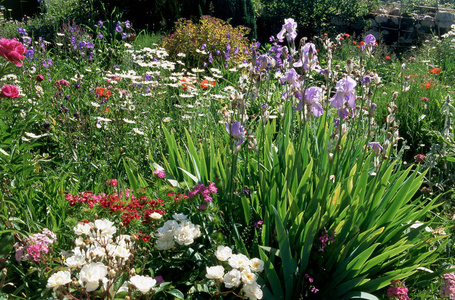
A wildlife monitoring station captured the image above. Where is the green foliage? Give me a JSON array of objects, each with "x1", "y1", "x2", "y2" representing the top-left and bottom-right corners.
[{"x1": 162, "y1": 15, "x2": 252, "y2": 68}]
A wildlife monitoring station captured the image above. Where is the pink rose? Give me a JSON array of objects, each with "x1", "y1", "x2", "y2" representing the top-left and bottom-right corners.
[
  {"x1": 1, "y1": 85, "x2": 20, "y2": 98},
  {"x1": 0, "y1": 38, "x2": 26, "y2": 67}
]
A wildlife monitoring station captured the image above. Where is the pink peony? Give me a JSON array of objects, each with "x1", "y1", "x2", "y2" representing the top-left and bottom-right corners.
[
  {"x1": 0, "y1": 38, "x2": 26, "y2": 67},
  {"x1": 1, "y1": 85, "x2": 20, "y2": 98}
]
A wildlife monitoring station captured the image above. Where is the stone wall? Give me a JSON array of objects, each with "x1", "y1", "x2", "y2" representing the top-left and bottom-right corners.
[{"x1": 365, "y1": 7, "x2": 454, "y2": 45}]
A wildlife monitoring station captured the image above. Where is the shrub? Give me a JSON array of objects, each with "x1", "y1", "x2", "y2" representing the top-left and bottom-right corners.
[{"x1": 161, "y1": 15, "x2": 252, "y2": 68}]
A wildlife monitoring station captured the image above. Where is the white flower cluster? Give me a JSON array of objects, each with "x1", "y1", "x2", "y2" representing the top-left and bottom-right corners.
[
  {"x1": 206, "y1": 246, "x2": 264, "y2": 300},
  {"x1": 155, "y1": 213, "x2": 201, "y2": 250},
  {"x1": 46, "y1": 219, "x2": 156, "y2": 297}
]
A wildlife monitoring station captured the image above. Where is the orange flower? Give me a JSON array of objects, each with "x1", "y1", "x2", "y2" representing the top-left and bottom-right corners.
[
  {"x1": 421, "y1": 82, "x2": 434, "y2": 89},
  {"x1": 429, "y1": 67, "x2": 441, "y2": 75},
  {"x1": 96, "y1": 87, "x2": 111, "y2": 98},
  {"x1": 360, "y1": 41, "x2": 364, "y2": 46},
  {"x1": 345, "y1": 33, "x2": 350, "y2": 37},
  {"x1": 386, "y1": 56, "x2": 391, "y2": 60},
  {"x1": 200, "y1": 79, "x2": 216, "y2": 89},
  {"x1": 323, "y1": 33, "x2": 328, "y2": 36},
  {"x1": 352, "y1": 41, "x2": 356, "y2": 45},
  {"x1": 356, "y1": 45, "x2": 361, "y2": 49}
]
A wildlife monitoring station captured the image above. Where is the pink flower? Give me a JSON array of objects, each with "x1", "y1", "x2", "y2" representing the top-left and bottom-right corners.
[
  {"x1": 54, "y1": 79, "x2": 70, "y2": 87},
  {"x1": 154, "y1": 170, "x2": 165, "y2": 179},
  {"x1": 0, "y1": 38, "x2": 26, "y2": 67},
  {"x1": 105, "y1": 179, "x2": 118, "y2": 187},
  {"x1": 36, "y1": 74, "x2": 44, "y2": 82},
  {"x1": 1, "y1": 85, "x2": 20, "y2": 98},
  {"x1": 387, "y1": 280, "x2": 409, "y2": 300}
]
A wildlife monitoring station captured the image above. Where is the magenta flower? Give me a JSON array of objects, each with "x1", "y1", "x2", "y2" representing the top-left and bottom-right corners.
[
  {"x1": 329, "y1": 76, "x2": 357, "y2": 109},
  {"x1": 277, "y1": 18, "x2": 298, "y2": 42},
  {"x1": 154, "y1": 170, "x2": 166, "y2": 179}
]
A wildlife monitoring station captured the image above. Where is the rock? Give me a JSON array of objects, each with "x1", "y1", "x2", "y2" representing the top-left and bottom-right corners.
[
  {"x1": 391, "y1": 17, "x2": 400, "y2": 26},
  {"x1": 389, "y1": 7, "x2": 401, "y2": 16},
  {"x1": 375, "y1": 8, "x2": 388, "y2": 15},
  {"x1": 421, "y1": 15, "x2": 434, "y2": 28},
  {"x1": 375, "y1": 14, "x2": 389, "y2": 24},
  {"x1": 435, "y1": 12, "x2": 454, "y2": 29}
]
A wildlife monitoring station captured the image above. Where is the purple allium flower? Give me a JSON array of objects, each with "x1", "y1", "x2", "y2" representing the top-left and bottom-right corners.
[
  {"x1": 329, "y1": 76, "x2": 357, "y2": 109},
  {"x1": 226, "y1": 122, "x2": 245, "y2": 145},
  {"x1": 277, "y1": 18, "x2": 298, "y2": 42},
  {"x1": 294, "y1": 86, "x2": 323, "y2": 117}
]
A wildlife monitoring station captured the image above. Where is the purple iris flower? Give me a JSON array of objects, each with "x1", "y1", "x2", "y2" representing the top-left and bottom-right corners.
[
  {"x1": 98, "y1": 20, "x2": 103, "y2": 27},
  {"x1": 98, "y1": 33, "x2": 103, "y2": 40},
  {"x1": 368, "y1": 142, "x2": 383, "y2": 156},
  {"x1": 280, "y1": 68, "x2": 301, "y2": 88},
  {"x1": 277, "y1": 18, "x2": 298, "y2": 42},
  {"x1": 329, "y1": 76, "x2": 357, "y2": 109},
  {"x1": 362, "y1": 34, "x2": 376, "y2": 51},
  {"x1": 294, "y1": 86, "x2": 323, "y2": 117},
  {"x1": 294, "y1": 42, "x2": 318, "y2": 71},
  {"x1": 226, "y1": 122, "x2": 245, "y2": 145},
  {"x1": 125, "y1": 20, "x2": 131, "y2": 28},
  {"x1": 257, "y1": 54, "x2": 275, "y2": 69}
]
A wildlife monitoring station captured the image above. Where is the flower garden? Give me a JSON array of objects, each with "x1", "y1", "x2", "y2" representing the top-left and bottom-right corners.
[{"x1": 1, "y1": 1, "x2": 455, "y2": 299}]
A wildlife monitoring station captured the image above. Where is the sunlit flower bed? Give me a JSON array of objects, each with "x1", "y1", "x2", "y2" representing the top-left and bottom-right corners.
[{"x1": 1, "y1": 14, "x2": 455, "y2": 300}]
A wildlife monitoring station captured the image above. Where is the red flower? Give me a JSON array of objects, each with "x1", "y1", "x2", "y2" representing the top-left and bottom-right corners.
[
  {"x1": 200, "y1": 79, "x2": 216, "y2": 89},
  {"x1": 356, "y1": 45, "x2": 361, "y2": 49},
  {"x1": 421, "y1": 82, "x2": 434, "y2": 89},
  {"x1": 0, "y1": 85, "x2": 20, "y2": 98},
  {"x1": 352, "y1": 41, "x2": 356, "y2": 45},
  {"x1": 344, "y1": 33, "x2": 350, "y2": 37},
  {"x1": 429, "y1": 67, "x2": 441, "y2": 75},
  {"x1": 0, "y1": 38, "x2": 26, "y2": 67},
  {"x1": 385, "y1": 56, "x2": 391, "y2": 60},
  {"x1": 96, "y1": 87, "x2": 111, "y2": 98}
]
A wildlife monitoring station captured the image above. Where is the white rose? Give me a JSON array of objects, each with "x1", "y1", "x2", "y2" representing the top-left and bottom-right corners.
[
  {"x1": 74, "y1": 222, "x2": 92, "y2": 236},
  {"x1": 174, "y1": 221, "x2": 200, "y2": 246},
  {"x1": 215, "y1": 246, "x2": 232, "y2": 261},
  {"x1": 249, "y1": 258, "x2": 264, "y2": 273},
  {"x1": 155, "y1": 237, "x2": 175, "y2": 250},
  {"x1": 242, "y1": 282, "x2": 263, "y2": 300},
  {"x1": 79, "y1": 262, "x2": 108, "y2": 292},
  {"x1": 241, "y1": 268, "x2": 257, "y2": 284},
  {"x1": 172, "y1": 213, "x2": 187, "y2": 221},
  {"x1": 228, "y1": 254, "x2": 250, "y2": 270},
  {"x1": 129, "y1": 275, "x2": 156, "y2": 294},
  {"x1": 65, "y1": 254, "x2": 86, "y2": 268},
  {"x1": 223, "y1": 269, "x2": 241, "y2": 288},
  {"x1": 46, "y1": 270, "x2": 72, "y2": 290},
  {"x1": 206, "y1": 266, "x2": 224, "y2": 280},
  {"x1": 113, "y1": 245, "x2": 131, "y2": 260},
  {"x1": 93, "y1": 219, "x2": 117, "y2": 238},
  {"x1": 150, "y1": 212, "x2": 162, "y2": 220}
]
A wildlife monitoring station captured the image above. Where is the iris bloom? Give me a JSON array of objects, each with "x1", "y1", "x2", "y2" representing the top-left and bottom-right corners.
[
  {"x1": 294, "y1": 86, "x2": 323, "y2": 117},
  {"x1": 226, "y1": 122, "x2": 245, "y2": 145},
  {"x1": 277, "y1": 18, "x2": 298, "y2": 42},
  {"x1": 293, "y1": 43, "x2": 319, "y2": 71},
  {"x1": 280, "y1": 68, "x2": 301, "y2": 88},
  {"x1": 329, "y1": 76, "x2": 357, "y2": 109}
]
